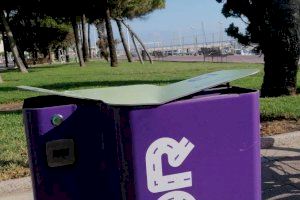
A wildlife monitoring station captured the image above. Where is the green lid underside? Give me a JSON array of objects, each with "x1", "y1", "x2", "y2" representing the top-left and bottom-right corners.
[{"x1": 18, "y1": 69, "x2": 259, "y2": 106}]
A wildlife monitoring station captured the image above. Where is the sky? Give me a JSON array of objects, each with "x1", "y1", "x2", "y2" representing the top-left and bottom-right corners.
[{"x1": 91, "y1": 0, "x2": 246, "y2": 48}]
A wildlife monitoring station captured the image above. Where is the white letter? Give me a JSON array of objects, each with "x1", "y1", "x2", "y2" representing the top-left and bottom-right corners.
[
  {"x1": 146, "y1": 137, "x2": 194, "y2": 193},
  {"x1": 158, "y1": 191, "x2": 196, "y2": 200}
]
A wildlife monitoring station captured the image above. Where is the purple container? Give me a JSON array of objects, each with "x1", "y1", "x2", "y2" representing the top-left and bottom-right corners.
[{"x1": 23, "y1": 86, "x2": 261, "y2": 200}]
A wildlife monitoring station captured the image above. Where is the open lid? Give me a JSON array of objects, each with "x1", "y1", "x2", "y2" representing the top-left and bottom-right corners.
[{"x1": 18, "y1": 69, "x2": 259, "y2": 106}]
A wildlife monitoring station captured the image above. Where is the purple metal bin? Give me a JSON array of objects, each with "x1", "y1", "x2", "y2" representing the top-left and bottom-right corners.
[{"x1": 23, "y1": 86, "x2": 261, "y2": 200}]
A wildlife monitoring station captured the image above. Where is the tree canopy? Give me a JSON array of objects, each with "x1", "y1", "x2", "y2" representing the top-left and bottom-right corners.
[
  {"x1": 8, "y1": 10, "x2": 73, "y2": 57},
  {"x1": 0, "y1": 0, "x2": 166, "y2": 71},
  {"x1": 110, "y1": 0, "x2": 165, "y2": 19},
  {"x1": 217, "y1": 0, "x2": 300, "y2": 97}
]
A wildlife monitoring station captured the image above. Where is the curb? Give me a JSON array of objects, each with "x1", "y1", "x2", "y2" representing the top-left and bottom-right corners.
[
  {"x1": 0, "y1": 177, "x2": 32, "y2": 196},
  {"x1": 261, "y1": 131, "x2": 300, "y2": 149}
]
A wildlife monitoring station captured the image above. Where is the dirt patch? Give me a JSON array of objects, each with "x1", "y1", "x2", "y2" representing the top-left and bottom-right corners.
[
  {"x1": 261, "y1": 120, "x2": 300, "y2": 136},
  {"x1": 0, "y1": 167, "x2": 30, "y2": 181},
  {"x1": 0, "y1": 102, "x2": 23, "y2": 112}
]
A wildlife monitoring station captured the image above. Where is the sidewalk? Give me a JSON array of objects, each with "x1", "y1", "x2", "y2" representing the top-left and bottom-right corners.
[
  {"x1": 1, "y1": 133, "x2": 300, "y2": 200},
  {"x1": 262, "y1": 133, "x2": 300, "y2": 199},
  {"x1": 0, "y1": 177, "x2": 32, "y2": 200}
]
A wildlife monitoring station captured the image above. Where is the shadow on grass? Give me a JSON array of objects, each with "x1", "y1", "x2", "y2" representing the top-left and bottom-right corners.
[
  {"x1": 0, "y1": 159, "x2": 28, "y2": 168},
  {"x1": 0, "y1": 68, "x2": 19, "y2": 74},
  {"x1": 260, "y1": 115, "x2": 291, "y2": 122},
  {"x1": 0, "y1": 64, "x2": 79, "y2": 76},
  {"x1": 0, "y1": 110, "x2": 22, "y2": 114},
  {"x1": 0, "y1": 87, "x2": 18, "y2": 92}
]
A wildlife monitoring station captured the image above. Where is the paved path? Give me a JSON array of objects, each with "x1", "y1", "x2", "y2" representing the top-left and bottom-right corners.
[
  {"x1": 262, "y1": 141, "x2": 300, "y2": 199},
  {"x1": 1, "y1": 139, "x2": 300, "y2": 200},
  {"x1": 0, "y1": 177, "x2": 32, "y2": 200},
  {"x1": 0, "y1": 191, "x2": 33, "y2": 200},
  {"x1": 153, "y1": 55, "x2": 265, "y2": 63}
]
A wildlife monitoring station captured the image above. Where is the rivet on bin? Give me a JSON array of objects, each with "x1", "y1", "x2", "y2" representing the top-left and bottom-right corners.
[{"x1": 51, "y1": 114, "x2": 64, "y2": 126}]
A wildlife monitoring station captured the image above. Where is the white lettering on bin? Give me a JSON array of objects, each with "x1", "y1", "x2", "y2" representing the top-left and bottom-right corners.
[
  {"x1": 158, "y1": 191, "x2": 196, "y2": 200},
  {"x1": 146, "y1": 137, "x2": 195, "y2": 193}
]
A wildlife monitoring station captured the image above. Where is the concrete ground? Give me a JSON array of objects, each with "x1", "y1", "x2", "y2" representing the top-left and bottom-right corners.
[
  {"x1": 0, "y1": 177, "x2": 33, "y2": 200},
  {"x1": 262, "y1": 143, "x2": 300, "y2": 199},
  {"x1": 0, "y1": 191, "x2": 33, "y2": 200},
  {"x1": 1, "y1": 136, "x2": 300, "y2": 200}
]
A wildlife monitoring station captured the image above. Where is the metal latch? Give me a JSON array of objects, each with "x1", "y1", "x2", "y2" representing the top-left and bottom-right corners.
[{"x1": 46, "y1": 139, "x2": 75, "y2": 167}]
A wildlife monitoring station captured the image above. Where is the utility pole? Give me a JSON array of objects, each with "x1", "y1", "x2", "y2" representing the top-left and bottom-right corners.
[{"x1": 201, "y1": 21, "x2": 207, "y2": 46}]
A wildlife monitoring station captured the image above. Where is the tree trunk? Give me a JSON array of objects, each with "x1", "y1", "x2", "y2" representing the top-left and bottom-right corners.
[
  {"x1": 20, "y1": 50, "x2": 29, "y2": 69},
  {"x1": 121, "y1": 20, "x2": 153, "y2": 64},
  {"x1": 71, "y1": 16, "x2": 85, "y2": 67},
  {"x1": 260, "y1": 1, "x2": 300, "y2": 97},
  {"x1": 95, "y1": 21, "x2": 109, "y2": 61},
  {"x1": 116, "y1": 19, "x2": 132, "y2": 62},
  {"x1": 1, "y1": 31, "x2": 9, "y2": 68},
  {"x1": 0, "y1": 10, "x2": 28, "y2": 73},
  {"x1": 65, "y1": 47, "x2": 70, "y2": 63},
  {"x1": 104, "y1": 6, "x2": 118, "y2": 67},
  {"x1": 3, "y1": 45, "x2": 8, "y2": 68},
  {"x1": 48, "y1": 47, "x2": 53, "y2": 64},
  {"x1": 81, "y1": 14, "x2": 89, "y2": 62},
  {"x1": 88, "y1": 24, "x2": 92, "y2": 59},
  {"x1": 131, "y1": 33, "x2": 143, "y2": 64},
  {"x1": 261, "y1": 50, "x2": 300, "y2": 97},
  {"x1": 32, "y1": 50, "x2": 38, "y2": 65}
]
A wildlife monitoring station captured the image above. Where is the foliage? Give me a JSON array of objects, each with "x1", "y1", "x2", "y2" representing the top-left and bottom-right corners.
[
  {"x1": 110, "y1": 0, "x2": 166, "y2": 19},
  {"x1": 217, "y1": 0, "x2": 300, "y2": 49},
  {"x1": 217, "y1": 0, "x2": 300, "y2": 97},
  {"x1": 39, "y1": 16, "x2": 74, "y2": 50},
  {"x1": 7, "y1": 10, "x2": 74, "y2": 57}
]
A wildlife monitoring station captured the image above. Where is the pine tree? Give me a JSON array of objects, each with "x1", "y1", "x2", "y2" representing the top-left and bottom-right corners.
[{"x1": 217, "y1": 0, "x2": 300, "y2": 97}]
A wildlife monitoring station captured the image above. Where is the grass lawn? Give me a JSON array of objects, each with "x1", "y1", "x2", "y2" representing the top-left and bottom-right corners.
[
  {"x1": 0, "y1": 111, "x2": 29, "y2": 180},
  {"x1": 0, "y1": 60, "x2": 300, "y2": 180}
]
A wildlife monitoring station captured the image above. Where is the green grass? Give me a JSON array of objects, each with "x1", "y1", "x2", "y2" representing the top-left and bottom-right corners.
[
  {"x1": 0, "y1": 111, "x2": 29, "y2": 180},
  {"x1": 0, "y1": 61, "x2": 263, "y2": 104},
  {"x1": 0, "y1": 60, "x2": 300, "y2": 180}
]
